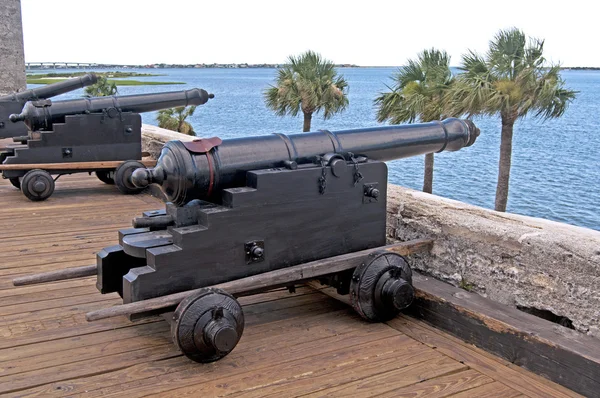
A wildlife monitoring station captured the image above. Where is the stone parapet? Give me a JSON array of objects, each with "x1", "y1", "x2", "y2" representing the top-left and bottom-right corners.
[
  {"x1": 141, "y1": 124, "x2": 195, "y2": 159},
  {"x1": 387, "y1": 185, "x2": 600, "y2": 337}
]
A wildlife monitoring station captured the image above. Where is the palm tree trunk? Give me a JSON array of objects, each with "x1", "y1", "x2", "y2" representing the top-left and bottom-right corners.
[
  {"x1": 303, "y1": 112, "x2": 312, "y2": 132},
  {"x1": 423, "y1": 153, "x2": 434, "y2": 193},
  {"x1": 495, "y1": 117, "x2": 515, "y2": 212}
]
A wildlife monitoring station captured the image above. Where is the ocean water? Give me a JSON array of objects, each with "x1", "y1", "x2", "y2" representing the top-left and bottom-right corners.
[{"x1": 27, "y1": 68, "x2": 600, "y2": 231}]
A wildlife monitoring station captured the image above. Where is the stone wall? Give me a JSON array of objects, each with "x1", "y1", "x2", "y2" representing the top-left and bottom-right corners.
[
  {"x1": 141, "y1": 124, "x2": 600, "y2": 338},
  {"x1": 141, "y1": 124, "x2": 196, "y2": 159},
  {"x1": 0, "y1": 0, "x2": 26, "y2": 95},
  {"x1": 387, "y1": 185, "x2": 600, "y2": 338}
]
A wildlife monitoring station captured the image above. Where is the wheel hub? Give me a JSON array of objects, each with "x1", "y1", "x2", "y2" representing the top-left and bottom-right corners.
[
  {"x1": 32, "y1": 180, "x2": 47, "y2": 193},
  {"x1": 172, "y1": 288, "x2": 244, "y2": 363},
  {"x1": 350, "y1": 251, "x2": 414, "y2": 322}
]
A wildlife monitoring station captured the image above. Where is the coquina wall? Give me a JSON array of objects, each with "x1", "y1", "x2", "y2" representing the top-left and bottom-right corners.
[
  {"x1": 0, "y1": 0, "x2": 26, "y2": 95},
  {"x1": 387, "y1": 185, "x2": 600, "y2": 338},
  {"x1": 142, "y1": 124, "x2": 600, "y2": 338}
]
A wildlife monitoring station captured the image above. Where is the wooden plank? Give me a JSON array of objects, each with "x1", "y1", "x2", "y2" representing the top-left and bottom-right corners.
[
  {"x1": 301, "y1": 356, "x2": 467, "y2": 397},
  {"x1": 0, "y1": 342, "x2": 179, "y2": 395},
  {"x1": 448, "y1": 381, "x2": 524, "y2": 398},
  {"x1": 376, "y1": 369, "x2": 494, "y2": 398},
  {"x1": 0, "y1": 159, "x2": 156, "y2": 170},
  {"x1": 0, "y1": 284, "x2": 97, "y2": 308},
  {"x1": 407, "y1": 273, "x2": 599, "y2": 397},
  {"x1": 154, "y1": 337, "x2": 441, "y2": 397},
  {"x1": 62, "y1": 331, "x2": 407, "y2": 398},
  {"x1": 85, "y1": 239, "x2": 433, "y2": 321},
  {"x1": 1, "y1": 305, "x2": 397, "y2": 396}
]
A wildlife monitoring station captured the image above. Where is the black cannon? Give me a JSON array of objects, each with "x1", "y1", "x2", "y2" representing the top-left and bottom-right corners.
[
  {"x1": 0, "y1": 88, "x2": 213, "y2": 200},
  {"x1": 0, "y1": 73, "x2": 98, "y2": 139},
  {"x1": 14, "y1": 118, "x2": 480, "y2": 363}
]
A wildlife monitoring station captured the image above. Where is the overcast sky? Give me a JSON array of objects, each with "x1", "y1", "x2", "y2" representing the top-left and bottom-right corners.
[{"x1": 20, "y1": 0, "x2": 598, "y2": 67}]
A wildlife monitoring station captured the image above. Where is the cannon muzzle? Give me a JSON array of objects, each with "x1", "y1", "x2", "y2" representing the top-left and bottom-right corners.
[
  {"x1": 132, "y1": 118, "x2": 480, "y2": 205},
  {"x1": 0, "y1": 73, "x2": 98, "y2": 102},
  {"x1": 10, "y1": 88, "x2": 214, "y2": 130}
]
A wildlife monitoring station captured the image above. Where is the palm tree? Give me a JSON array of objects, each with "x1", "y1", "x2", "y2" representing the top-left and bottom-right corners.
[
  {"x1": 84, "y1": 76, "x2": 117, "y2": 97},
  {"x1": 375, "y1": 49, "x2": 454, "y2": 194},
  {"x1": 451, "y1": 28, "x2": 576, "y2": 211},
  {"x1": 264, "y1": 50, "x2": 349, "y2": 132},
  {"x1": 156, "y1": 106, "x2": 197, "y2": 135}
]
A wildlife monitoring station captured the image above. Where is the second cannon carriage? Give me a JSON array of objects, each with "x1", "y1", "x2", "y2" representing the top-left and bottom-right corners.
[{"x1": 0, "y1": 88, "x2": 213, "y2": 200}]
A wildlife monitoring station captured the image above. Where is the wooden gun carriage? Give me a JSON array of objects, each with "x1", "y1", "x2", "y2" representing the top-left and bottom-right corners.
[{"x1": 14, "y1": 118, "x2": 480, "y2": 363}]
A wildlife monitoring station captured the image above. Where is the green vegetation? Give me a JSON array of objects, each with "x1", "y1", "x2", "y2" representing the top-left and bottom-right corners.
[
  {"x1": 27, "y1": 78, "x2": 184, "y2": 86},
  {"x1": 459, "y1": 277, "x2": 475, "y2": 292},
  {"x1": 375, "y1": 49, "x2": 455, "y2": 194},
  {"x1": 264, "y1": 50, "x2": 349, "y2": 132},
  {"x1": 84, "y1": 76, "x2": 118, "y2": 97},
  {"x1": 26, "y1": 71, "x2": 161, "y2": 78},
  {"x1": 157, "y1": 106, "x2": 197, "y2": 136},
  {"x1": 449, "y1": 28, "x2": 577, "y2": 212}
]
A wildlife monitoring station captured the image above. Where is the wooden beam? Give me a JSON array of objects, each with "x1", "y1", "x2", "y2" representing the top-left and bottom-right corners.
[
  {"x1": 85, "y1": 239, "x2": 433, "y2": 321},
  {"x1": 12, "y1": 264, "x2": 97, "y2": 286},
  {"x1": 0, "y1": 159, "x2": 156, "y2": 171},
  {"x1": 405, "y1": 273, "x2": 600, "y2": 397}
]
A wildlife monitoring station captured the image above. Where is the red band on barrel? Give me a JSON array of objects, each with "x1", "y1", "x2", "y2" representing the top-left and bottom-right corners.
[{"x1": 206, "y1": 152, "x2": 215, "y2": 197}]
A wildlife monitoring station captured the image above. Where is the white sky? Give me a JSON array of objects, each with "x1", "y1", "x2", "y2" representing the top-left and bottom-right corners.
[{"x1": 20, "y1": 0, "x2": 598, "y2": 67}]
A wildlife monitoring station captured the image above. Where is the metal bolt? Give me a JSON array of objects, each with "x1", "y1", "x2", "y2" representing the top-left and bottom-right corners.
[
  {"x1": 251, "y1": 246, "x2": 264, "y2": 258},
  {"x1": 365, "y1": 187, "x2": 380, "y2": 198}
]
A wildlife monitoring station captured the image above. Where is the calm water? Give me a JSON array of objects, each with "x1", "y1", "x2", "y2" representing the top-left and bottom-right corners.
[{"x1": 28, "y1": 68, "x2": 600, "y2": 231}]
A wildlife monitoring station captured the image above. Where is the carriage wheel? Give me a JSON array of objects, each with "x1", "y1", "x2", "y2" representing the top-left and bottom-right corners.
[
  {"x1": 171, "y1": 288, "x2": 244, "y2": 363},
  {"x1": 115, "y1": 161, "x2": 145, "y2": 194},
  {"x1": 96, "y1": 170, "x2": 115, "y2": 185},
  {"x1": 9, "y1": 177, "x2": 20, "y2": 190},
  {"x1": 21, "y1": 169, "x2": 55, "y2": 201},
  {"x1": 350, "y1": 251, "x2": 414, "y2": 322}
]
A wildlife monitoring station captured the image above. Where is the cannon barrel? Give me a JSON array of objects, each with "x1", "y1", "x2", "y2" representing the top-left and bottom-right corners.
[
  {"x1": 0, "y1": 73, "x2": 98, "y2": 102},
  {"x1": 132, "y1": 118, "x2": 480, "y2": 205},
  {"x1": 9, "y1": 88, "x2": 214, "y2": 130}
]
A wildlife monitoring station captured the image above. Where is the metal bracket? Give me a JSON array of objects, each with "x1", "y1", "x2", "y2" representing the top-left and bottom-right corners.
[
  {"x1": 363, "y1": 182, "x2": 380, "y2": 204},
  {"x1": 245, "y1": 240, "x2": 265, "y2": 264}
]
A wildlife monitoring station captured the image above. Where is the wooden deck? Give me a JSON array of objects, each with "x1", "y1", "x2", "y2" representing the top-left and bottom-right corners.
[{"x1": 0, "y1": 174, "x2": 581, "y2": 397}]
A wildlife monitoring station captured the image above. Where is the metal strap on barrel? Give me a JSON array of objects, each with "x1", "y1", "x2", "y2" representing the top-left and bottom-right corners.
[
  {"x1": 434, "y1": 120, "x2": 449, "y2": 153},
  {"x1": 273, "y1": 133, "x2": 299, "y2": 160},
  {"x1": 319, "y1": 129, "x2": 344, "y2": 153}
]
